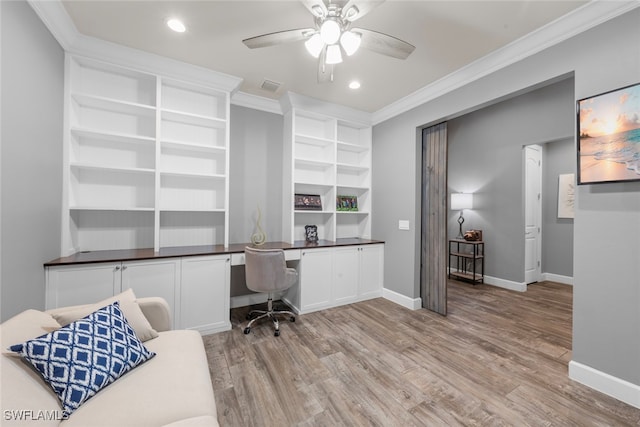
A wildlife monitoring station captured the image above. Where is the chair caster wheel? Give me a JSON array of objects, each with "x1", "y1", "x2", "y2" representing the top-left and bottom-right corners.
[
  {"x1": 274, "y1": 330, "x2": 280, "y2": 337},
  {"x1": 290, "y1": 316, "x2": 296, "y2": 322},
  {"x1": 244, "y1": 327, "x2": 251, "y2": 335}
]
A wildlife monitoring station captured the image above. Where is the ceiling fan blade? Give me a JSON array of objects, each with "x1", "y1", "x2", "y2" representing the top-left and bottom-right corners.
[
  {"x1": 317, "y1": 49, "x2": 334, "y2": 83},
  {"x1": 300, "y1": 0, "x2": 328, "y2": 18},
  {"x1": 340, "y1": 0, "x2": 385, "y2": 22},
  {"x1": 355, "y1": 28, "x2": 415, "y2": 59},
  {"x1": 242, "y1": 28, "x2": 314, "y2": 49}
]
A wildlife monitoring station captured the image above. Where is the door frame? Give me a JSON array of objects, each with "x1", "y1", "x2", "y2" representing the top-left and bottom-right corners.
[{"x1": 524, "y1": 144, "x2": 543, "y2": 284}]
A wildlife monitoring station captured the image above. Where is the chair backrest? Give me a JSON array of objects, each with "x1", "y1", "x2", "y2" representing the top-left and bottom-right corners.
[{"x1": 244, "y1": 247, "x2": 294, "y2": 293}]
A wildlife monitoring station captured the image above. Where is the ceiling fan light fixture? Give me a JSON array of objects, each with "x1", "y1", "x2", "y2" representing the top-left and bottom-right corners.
[
  {"x1": 325, "y1": 44, "x2": 343, "y2": 64},
  {"x1": 305, "y1": 33, "x2": 324, "y2": 58},
  {"x1": 340, "y1": 30, "x2": 361, "y2": 56},
  {"x1": 320, "y1": 19, "x2": 341, "y2": 45}
]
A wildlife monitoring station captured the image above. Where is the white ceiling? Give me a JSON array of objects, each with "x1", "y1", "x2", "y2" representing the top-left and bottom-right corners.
[{"x1": 58, "y1": 0, "x2": 590, "y2": 113}]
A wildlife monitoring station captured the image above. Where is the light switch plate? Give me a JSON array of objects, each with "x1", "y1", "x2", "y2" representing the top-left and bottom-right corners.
[{"x1": 398, "y1": 220, "x2": 410, "y2": 230}]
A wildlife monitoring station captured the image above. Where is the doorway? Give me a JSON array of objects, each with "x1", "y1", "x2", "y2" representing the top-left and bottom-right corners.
[{"x1": 524, "y1": 144, "x2": 542, "y2": 284}]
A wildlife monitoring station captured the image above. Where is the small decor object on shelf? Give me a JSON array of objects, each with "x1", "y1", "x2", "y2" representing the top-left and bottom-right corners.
[
  {"x1": 463, "y1": 229, "x2": 482, "y2": 241},
  {"x1": 250, "y1": 205, "x2": 267, "y2": 245},
  {"x1": 295, "y1": 194, "x2": 322, "y2": 211},
  {"x1": 336, "y1": 195, "x2": 358, "y2": 211},
  {"x1": 304, "y1": 225, "x2": 318, "y2": 243}
]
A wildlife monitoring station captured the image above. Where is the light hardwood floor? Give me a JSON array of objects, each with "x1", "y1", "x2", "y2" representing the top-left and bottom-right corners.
[{"x1": 203, "y1": 281, "x2": 640, "y2": 426}]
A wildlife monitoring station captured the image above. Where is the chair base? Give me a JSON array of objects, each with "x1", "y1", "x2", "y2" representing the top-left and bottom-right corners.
[{"x1": 243, "y1": 296, "x2": 296, "y2": 337}]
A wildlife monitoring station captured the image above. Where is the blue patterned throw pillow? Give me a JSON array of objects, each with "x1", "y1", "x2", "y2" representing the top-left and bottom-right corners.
[{"x1": 9, "y1": 302, "x2": 155, "y2": 418}]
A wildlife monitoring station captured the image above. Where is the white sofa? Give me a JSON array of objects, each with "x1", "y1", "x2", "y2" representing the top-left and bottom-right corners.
[{"x1": 1, "y1": 297, "x2": 219, "y2": 427}]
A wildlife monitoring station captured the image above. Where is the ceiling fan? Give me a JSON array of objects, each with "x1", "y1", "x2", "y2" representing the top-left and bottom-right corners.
[{"x1": 242, "y1": 0, "x2": 415, "y2": 83}]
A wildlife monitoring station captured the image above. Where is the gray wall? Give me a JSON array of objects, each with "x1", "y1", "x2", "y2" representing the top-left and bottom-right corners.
[
  {"x1": 447, "y1": 79, "x2": 574, "y2": 283},
  {"x1": 542, "y1": 138, "x2": 574, "y2": 278},
  {"x1": 1, "y1": 1, "x2": 64, "y2": 321},
  {"x1": 372, "y1": 9, "x2": 639, "y2": 386},
  {"x1": 228, "y1": 105, "x2": 284, "y2": 296},
  {"x1": 228, "y1": 105, "x2": 284, "y2": 244}
]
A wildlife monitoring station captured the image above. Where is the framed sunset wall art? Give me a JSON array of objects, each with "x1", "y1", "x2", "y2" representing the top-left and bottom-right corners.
[{"x1": 577, "y1": 82, "x2": 640, "y2": 184}]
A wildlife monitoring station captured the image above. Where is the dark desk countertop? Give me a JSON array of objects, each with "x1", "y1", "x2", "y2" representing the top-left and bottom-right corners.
[{"x1": 44, "y1": 238, "x2": 385, "y2": 267}]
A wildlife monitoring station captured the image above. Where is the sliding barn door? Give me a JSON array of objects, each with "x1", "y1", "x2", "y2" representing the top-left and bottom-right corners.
[{"x1": 421, "y1": 123, "x2": 448, "y2": 315}]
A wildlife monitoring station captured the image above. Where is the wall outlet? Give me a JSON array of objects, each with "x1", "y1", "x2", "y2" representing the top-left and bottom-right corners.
[{"x1": 398, "y1": 220, "x2": 410, "y2": 230}]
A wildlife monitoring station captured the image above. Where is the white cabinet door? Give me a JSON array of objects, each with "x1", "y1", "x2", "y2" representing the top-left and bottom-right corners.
[
  {"x1": 121, "y1": 259, "x2": 181, "y2": 327},
  {"x1": 46, "y1": 263, "x2": 121, "y2": 310},
  {"x1": 299, "y1": 248, "x2": 333, "y2": 313},
  {"x1": 332, "y1": 246, "x2": 359, "y2": 305},
  {"x1": 180, "y1": 255, "x2": 231, "y2": 334},
  {"x1": 358, "y1": 244, "x2": 384, "y2": 300}
]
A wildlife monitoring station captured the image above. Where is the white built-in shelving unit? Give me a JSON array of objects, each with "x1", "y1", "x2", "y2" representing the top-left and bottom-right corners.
[
  {"x1": 283, "y1": 101, "x2": 372, "y2": 243},
  {"x1": 62, "y1": 55, "x2": 231, "y2": 254}
]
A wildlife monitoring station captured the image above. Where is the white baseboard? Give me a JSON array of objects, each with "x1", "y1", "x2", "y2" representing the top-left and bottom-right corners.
[
  {"x1": 382, "y1": 288, "x2": 422, "y2": 310},
  {"x1": 541, "y1": 272, "x2": 574, "y2": 285},
  {"x1": 569, "y1": 361, "x2": 640, "y2": 409},
  {"x1": 230, "y1": 291, "x2": 285, "y2": 309},
  {"x1": 483, "y1": 275, "x2": 527, "y2": 292}
]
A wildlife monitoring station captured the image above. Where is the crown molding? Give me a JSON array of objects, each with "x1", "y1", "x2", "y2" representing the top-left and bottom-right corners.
[
  {"x1": 27, "y1": 0, "x2": 79, "y2": 50},
  {"x1": 231, "y1": 92, "x2": 283, "y2": 115},
  {"x1": 372, "y1": 0, "x2": 640, "y2": 125},
  {"x1": 27, "y1": 0, "x2": 242, "y2": 93},
  {"x1": 28, "y1": 0, "x2": 639, "y2": 123},
  {"x1": 281, "y1": 92, "x2": 372, "y2": 125}
]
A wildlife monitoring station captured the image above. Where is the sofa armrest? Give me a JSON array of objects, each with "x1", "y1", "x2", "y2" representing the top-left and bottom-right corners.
[{"x1": 137, "y1": 297, "x2": 172, "y2": 332}]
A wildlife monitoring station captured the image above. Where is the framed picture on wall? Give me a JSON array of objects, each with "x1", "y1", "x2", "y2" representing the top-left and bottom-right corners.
[{"x1": 576, "y1": 82, "x2": 640, "y2": 184}]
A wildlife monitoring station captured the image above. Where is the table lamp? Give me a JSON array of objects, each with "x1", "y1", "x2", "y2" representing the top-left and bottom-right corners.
[{"x1": 451, "y1": 193, "x2": 473, "y2": 239}]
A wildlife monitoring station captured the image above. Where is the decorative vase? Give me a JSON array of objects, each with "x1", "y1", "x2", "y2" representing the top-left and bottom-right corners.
[{"x1": 250, "y1": 205, "x2": 267, "y2": 245}]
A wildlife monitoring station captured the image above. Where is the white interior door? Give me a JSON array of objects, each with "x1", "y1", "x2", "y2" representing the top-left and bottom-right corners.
[{"x1": 525, "y1": 145, "x2": 542, "y2": 284}]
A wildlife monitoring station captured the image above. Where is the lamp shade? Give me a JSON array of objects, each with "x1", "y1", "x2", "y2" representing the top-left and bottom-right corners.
[
  {"x1": 340, "y1": 30, "x2": 361, "y2": 56},
  {"x1": 325, "y1": 44, "x2": 343, "y2": 64},
  {"x1": 305, "y1": 33, "x2": 324, "y2": 58},
  {"x1": 320, "y1": 19, "x2": 341, "y2": 45},
  {"x1": 451, "y1": 193, "x2": 473, "y2": 210}
]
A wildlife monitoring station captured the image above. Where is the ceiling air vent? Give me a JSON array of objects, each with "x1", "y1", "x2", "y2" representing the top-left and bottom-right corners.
[{"x1": 260, "y1": 79, "x2": 281, "y2": 93}]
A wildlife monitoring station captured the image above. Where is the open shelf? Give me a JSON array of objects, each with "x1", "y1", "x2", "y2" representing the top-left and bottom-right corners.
[
  {"x1": 284, "y1": 107, "x2": 372, "y2": 243},
  {"x1": 62, "y1": 55, "x2": 231, "y2": 254}
]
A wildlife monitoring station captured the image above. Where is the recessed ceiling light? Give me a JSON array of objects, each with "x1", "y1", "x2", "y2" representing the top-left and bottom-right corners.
[
  {"x1": 349, "y1": 80, "x2": 361, "y2": 90},
  {"x1": 167, "y1": 18, "x2": 186, "y2": 33}
]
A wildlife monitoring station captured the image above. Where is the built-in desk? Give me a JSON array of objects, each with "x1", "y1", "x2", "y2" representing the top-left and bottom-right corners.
[
  {"x1": 44, "y1": 238, "x2": 384, "y2": 335},
  {"x1": 44, "y1": 238, "x2": 380, "y2": 266}
]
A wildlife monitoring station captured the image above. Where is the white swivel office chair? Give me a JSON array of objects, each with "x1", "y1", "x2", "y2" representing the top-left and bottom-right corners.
[{"x1": 243, "y1": 247, "x2": 298, "y2": 336}]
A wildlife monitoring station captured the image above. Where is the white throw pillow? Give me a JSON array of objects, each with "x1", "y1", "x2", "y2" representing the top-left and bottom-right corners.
[{"x1": 51, "y1": 289, "x2": 159, "y2": 342}]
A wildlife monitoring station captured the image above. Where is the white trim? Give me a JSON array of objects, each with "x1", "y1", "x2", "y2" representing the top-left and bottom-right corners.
[
  {"x1": 29, "y1": 0, "x2": 640, "y2": 123},
  {"x1": 232, "y1": 92, "x2": 283, "y2": 115},
  {"x1": 371, "y1": 1, "x2": 640, "y2": 125},
  {"x1": 542, "y1": 272, "x2": 574, "y2": 286},
  {"x1": 27, "y1": 0, "x2": 80, "y2": 50},
  {"x1": 483, "y1": 275, "x2": 527, "y2": 292},
  {"x1": 191, "y1": 322, "x2": 232, "y2": 336},
  {"x1": 382, "y1": 288, "x2": 422, "y2": 310},
  {"x1": 230, "y1": 291, "x2": 285, "y2": 309},
  {"x1": 569, "y1": 361, "x2": 640, "y2": 409},
  {"x1": 27, "y1": 0, "x2": 242, "y2": 94},
  {"x1": 282, "y1": 92, "x2": 372, "y2": 126}
]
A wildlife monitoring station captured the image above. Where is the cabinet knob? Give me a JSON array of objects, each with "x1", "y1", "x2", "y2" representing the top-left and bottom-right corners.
[
  {"x1": 122, "y1": 265, "x2": 127, "y2": 270},
  {"x1": 114, "y1": 266, "x2": 120, "y2": 271}
]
